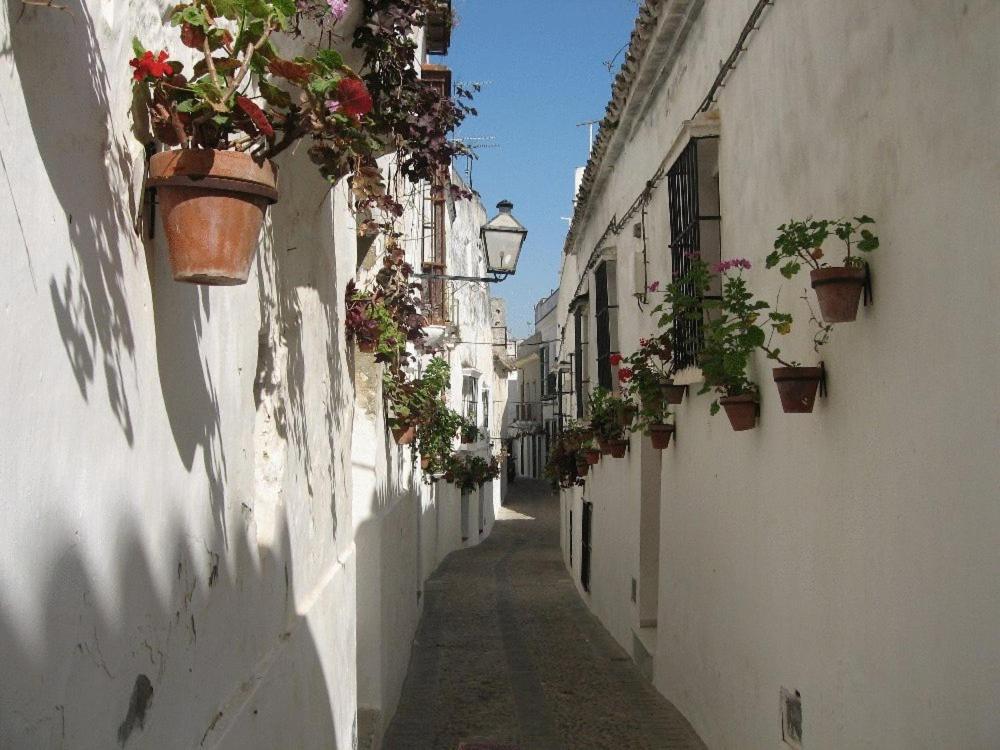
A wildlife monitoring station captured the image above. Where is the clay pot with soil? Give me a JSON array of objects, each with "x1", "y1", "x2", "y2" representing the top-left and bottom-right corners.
[
  {"x1": 607, "y1": 439, "x2": 629, "y2": 458},
  {"x1": 718, "y1": 394, "x2": 758, "y2": 431},
  {"x1": 391, "y1": 424, "x2": 416, "y2": 445},
  {"x1": 147, "y1": 149, "x2": 279, "y2": 285},
  {"x1": 772, "y1": 367, "x2": 823, "y2": 413},
  {"x1": 647, "y1": 423, "x2": 674, "y2": 450},
  {"x1": 810, "y1": 267, "x2": 866, "y2": 323},
  {"x1": 584, "y1": 448, "x2": 601, "y2": 465}
]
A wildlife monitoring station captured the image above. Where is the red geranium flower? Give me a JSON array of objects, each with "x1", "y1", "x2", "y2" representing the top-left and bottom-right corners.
[
  {"x1": 609, "y1": 353, "x2": 622, "y2": 366},
  {"x1": 337, "y1": 77, "x2": 373, "y2": 118},
  {"x1": 617, "y1": 367, "x2": 634, "y2": 382},
  {"x1": 130, "y1": 50, "x2": 172, "y2": 82}
]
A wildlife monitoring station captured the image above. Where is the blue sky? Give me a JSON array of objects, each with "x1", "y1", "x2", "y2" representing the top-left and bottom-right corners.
[{"x1": 438, "y1": 0, "x2": 640, "y2": 338}]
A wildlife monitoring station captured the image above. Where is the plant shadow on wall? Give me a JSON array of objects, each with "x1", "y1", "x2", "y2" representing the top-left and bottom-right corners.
[
  {"x1": 255, "y1": 157, "x2": 350, "y2": 534},
  {"x1": 9, "y1": 1, "x2": 140, "y2": 443},
  {"x1": 0, "y1": 512, "x2": 340, "y2": 748}
]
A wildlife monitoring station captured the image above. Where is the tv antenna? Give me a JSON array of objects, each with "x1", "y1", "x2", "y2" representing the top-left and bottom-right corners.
[
  {"x1": 454, "y1": 136, "x2": 500, "y2": 188},
  {"x1": 576, "y1": 119, "x2": 601, "y2": 155}
]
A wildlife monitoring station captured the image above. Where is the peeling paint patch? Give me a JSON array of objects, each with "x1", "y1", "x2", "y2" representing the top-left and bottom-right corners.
[{"x1": 117, "y1": 674, "x2": 153, "y2": 746}]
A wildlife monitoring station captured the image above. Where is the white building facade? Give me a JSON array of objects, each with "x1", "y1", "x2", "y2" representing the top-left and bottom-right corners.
[
  {"x1": 0, "y1": 3, "x2": 508, "y2": 748},
  {"x1": 556, "y1": 1, "x2": 1000, "y2": 748}
]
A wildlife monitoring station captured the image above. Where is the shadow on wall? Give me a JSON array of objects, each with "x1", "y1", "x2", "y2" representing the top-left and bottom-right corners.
[
  {"x1": 8, "y1": 1, "x2": 142, "y2": 444},
  {"x1": 0, "y1": 512, "x2": 340, "y2": 749},
  {"x1": 256, "y1": 156, "x2": 351, "y2": 535}
]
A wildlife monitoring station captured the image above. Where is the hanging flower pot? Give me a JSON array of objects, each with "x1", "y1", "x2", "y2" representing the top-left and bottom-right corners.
[
  {"x1": 718, "y1": 394, "x2": 758, "y2": 431},
  {"x1": 584, "y1": 448, "x2": 601, "y2": 465},
  {"x1": 647, "y1": 423, "x2": 674, "y2": 450},
  {"x1": 576, "y1": 460, "x2": 589, "y2": 476},
  {"x1": 147, "y1": 149, "x2": 279, "y2": 285},
  {"x1": 772, "y1": 367, "x2": 823, "y2": 413},
  {"x1": 618, "y1": 404, "x2": 637, "y2": 428},
  {"x1": 420, "y1": 456, "x2": 431, "y2": 470},
  {"x1": 391, "y1": 424, "x2": 416, "y2": 445},
  {"x1": 357, "y1": 339, "x2": 377, "y2": 354},
  {"x1": 810, "y1": 267, "x2": 866, "y2": 323},
  {"x1": 607, "y1": 439, "x2": 628, "y2": 458},
  {"x1": 662, "y1": 382, "x2": 686, "y2": 404}
]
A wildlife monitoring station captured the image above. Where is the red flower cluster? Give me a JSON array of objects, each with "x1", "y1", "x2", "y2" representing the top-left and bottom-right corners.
[
  {"x1": 617, "y1": 367, "x2": 634, "y2": 382},
  {"x1": 609, "y1": 353, "x2": 623, "y2": 366},
  {"x1": 130, "y1": 50, "x2": 172, "y2": 81},
  {"x1": 337, "y1": 77, "x2": 373, "y2": 118}
]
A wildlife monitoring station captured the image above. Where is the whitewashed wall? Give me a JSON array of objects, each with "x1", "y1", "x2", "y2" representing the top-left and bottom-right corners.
[
  {"x1": 0, "y1": 1, "x2": 496, "y2": 748},
  {"x1": 0, "y1": 0, "x2": 360, "y2": 744},
  {"x1": 559, "y1": 1, "x2": 1000, "y2": 748},
  {"x1": 351, "y1": 176, "x2": 505, "y2": 748}
]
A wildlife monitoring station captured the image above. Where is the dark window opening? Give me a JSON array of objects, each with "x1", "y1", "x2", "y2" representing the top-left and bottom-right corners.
[
  {"x1": 581, "y1": 501, "x2": 593, "y2": 592},
  {"x1": 573, "y1": 301, "x2": 590, "y2": 417},
  {"x1": 667, "y1": 136, "x2": 721, "y2": 370},
  {"x1": 594, "y1": 261, "x2": 618, "y2": 391}
]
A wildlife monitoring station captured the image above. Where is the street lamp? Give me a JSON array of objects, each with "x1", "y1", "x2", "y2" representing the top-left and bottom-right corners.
[
  {"x1": 416, "y1": 199, "x2": 528, "y2": 284},
  {"x1": 481, "y1": 200, "x2": 527, "y2": 279}
]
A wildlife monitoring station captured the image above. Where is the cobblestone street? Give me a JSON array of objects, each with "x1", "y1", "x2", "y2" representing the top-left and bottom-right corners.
[{"x1": 383, "y1": 480, "x2": 705, "y2": 750}]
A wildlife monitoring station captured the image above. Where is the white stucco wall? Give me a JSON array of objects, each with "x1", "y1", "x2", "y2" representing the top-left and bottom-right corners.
[
  {"x1": 0, "y1": 1, "x2": 360, "y2": 743},
  {"x1": 559, "y1": 1, "x2": 1000, "y2": 748},
  {"x1": 0, "y1": 2, "x2": 499, "y2": 748}
]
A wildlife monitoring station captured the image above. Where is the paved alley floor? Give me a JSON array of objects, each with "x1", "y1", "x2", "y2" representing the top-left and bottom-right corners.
[{"x1": 382, "y1": 479, "x2": 706, "y2": 750}]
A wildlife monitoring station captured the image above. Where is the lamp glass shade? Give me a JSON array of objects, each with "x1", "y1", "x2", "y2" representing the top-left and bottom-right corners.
[{"x1": 481, "y1": 200, "x2": 527, "y2": 276}]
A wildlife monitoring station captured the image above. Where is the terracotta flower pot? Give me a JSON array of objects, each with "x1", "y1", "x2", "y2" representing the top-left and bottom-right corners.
[
  {"x1": 357, "y1": 339, "x2": 376, "y2": 354},
  {"x1": 772, "y1": 366, "x2": 823, "y2": 413},
  {"x1": 810, "y1": 266, "x2": 866, "y2": 323},
  {"x1": 576, "y1": 461, "x2": 589, "y2": 476},
  {"x1": 607, "y1": 439, "x2": 628, "y2": 458},
  {"x1": 584, "y1": 448, "x2": 601, "y2": 465},
  {"x1": 391, "y1": 424, "x2": 416, "y2": 445},
  {"x1": 147, "y1": 149, "x2": 279, "y2": 285},
  {"x1": 420, "y1": 456, "x2": 431, "y2": 470},
  {"x1": 718, "y1": 394, "x2": 758, "y2": 431},
  {"x1": 648, "y1": 423, "x2": 674, "y2": 450},
  {"x1": 662, "y1": 383, "x2": 686, "y2": 404}
]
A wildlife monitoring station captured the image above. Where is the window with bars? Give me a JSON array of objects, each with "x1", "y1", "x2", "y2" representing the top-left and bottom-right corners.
[
  {"x1": 594, "y1": 261, "x2": 619, "y2": 392},
  {"x1": 481, "y1": 389, "x2": 490, "y2": 435},
  {"x1": 573, "y1": 301, "x2": 590, "y2": 418},
  {"x1": 463, "y1": 375, "x2": 478, "y2": 424},
  {"x1": 667, "y1": 136, "x2": 721, "y2": 370}
]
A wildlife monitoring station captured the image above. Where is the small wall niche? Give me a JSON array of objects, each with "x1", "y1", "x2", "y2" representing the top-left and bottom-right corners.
[{"x1": 781, "y1": 687, "x2": 803, "y2": 749}]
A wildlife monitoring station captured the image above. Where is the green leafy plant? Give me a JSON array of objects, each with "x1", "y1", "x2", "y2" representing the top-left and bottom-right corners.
[
  {"x1": 616, "y1": 332, "x2": 676, "y2": 433},
  {"x1": 445, "y1": 453, "x2": 499, "y2": 492},
  {"x1": 767, "y1": 216, "x2": 879, "y2": 278},
  {"x1": 693, "y1": 258, "x2": 770, "y2": 414},
  {"x1": 131, "y1": 2, "x2": 369, "y2": 161},
  {"x1": 587, "y1": 388, "x2": 633, "y2": 443},
  {"x1": 459, "y1": 417, "x2": 481, "y2": 443},
  {"x1": 415, "y1": 402, "x2": 462, "y2": 477},
  {"x1": 544, "y1": 430, "x2": 588, "y2": 490}
]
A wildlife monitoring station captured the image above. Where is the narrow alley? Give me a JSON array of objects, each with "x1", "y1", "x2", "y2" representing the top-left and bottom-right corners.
[{"x1": 383, "y1": 480, "x2": 705, "y2": 750}]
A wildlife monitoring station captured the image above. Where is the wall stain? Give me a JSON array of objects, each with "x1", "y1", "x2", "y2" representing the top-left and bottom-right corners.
[{"x1": 116, "y1": 674, "x2": 153, "y2": 747}]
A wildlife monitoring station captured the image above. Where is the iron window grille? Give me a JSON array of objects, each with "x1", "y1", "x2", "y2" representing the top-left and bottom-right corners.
[
  {"x1": 594, "y1": 261, "x2": 618, "y2": 392},
  {"x1": 667, "y1": 136, "x2": 721, "y2": 370},
  {"x1": 573, "y1": 301, "x2": 590, "y2": 418}
]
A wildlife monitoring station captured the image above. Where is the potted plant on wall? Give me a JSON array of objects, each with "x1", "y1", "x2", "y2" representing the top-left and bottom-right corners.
[
  {"x1": 762, "y1": 293, "x2": 832, "y2": 414},
  {"x1": 459, "y1": 417, "x2": 480, "y2": 444},
  {"x1": 544, "y1": 432, "x2": 588, "y2": 489},
  {"x1": 132, "y1": 1, "x2": 372, "y2": 285},
  {"x1": 415, "y1": 402, "x2": 462, "y2": 474},
  {"x1": 588, "y1": 388, "x2": 633, "y2": 458},
  {"x1": 699, "y1": 259, "x2": 769, "y2": 431},
  {"x1": 767, "y1": 216, "x2": 879, "y2": 322}
]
